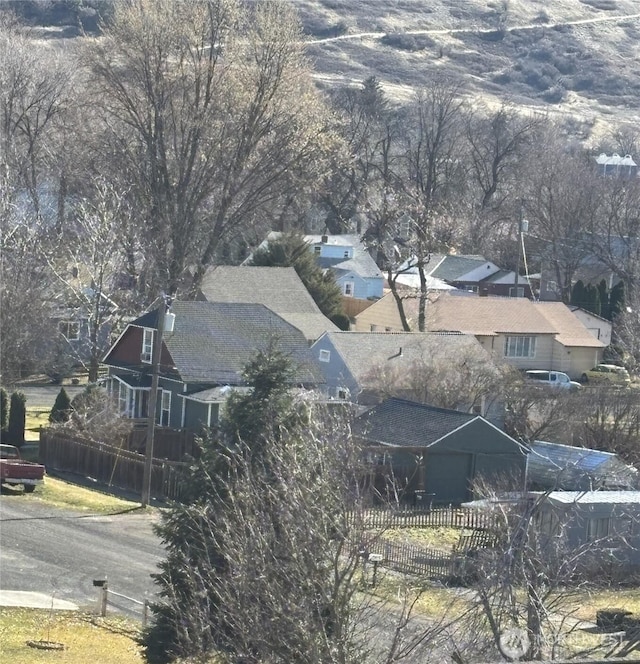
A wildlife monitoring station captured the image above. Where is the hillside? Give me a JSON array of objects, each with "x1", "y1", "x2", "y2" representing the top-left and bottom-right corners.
[{"x1": 297, "y1": 0, "x2": 640, "y2": 143}]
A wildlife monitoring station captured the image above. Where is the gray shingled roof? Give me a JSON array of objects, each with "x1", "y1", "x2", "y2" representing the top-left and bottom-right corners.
[
  {"x1": 430, "y1": 255, "x2": 490, "y2": 282},
  {"x1": 130, "y1": 301, "x2": 322, "y2": 385},
  {"x1": 355, "y1": 398, "x2": 478, "y2": 448},
  {"x1": 197, "y1": 266, "x2": 338, "y2": 341},
  {"x1": 320, "y1": 331, "x2": 487, "y2": 383}
]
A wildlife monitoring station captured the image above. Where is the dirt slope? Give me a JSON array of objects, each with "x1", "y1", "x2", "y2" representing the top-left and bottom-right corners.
[{"x1": 298, "y1": 0, "x2": 640, "y2": 142}]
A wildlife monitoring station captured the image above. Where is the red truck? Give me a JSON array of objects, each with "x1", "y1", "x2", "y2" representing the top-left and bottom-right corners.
[{"x1": 0, "y1": 444, "x2": 46, "y2": 493}]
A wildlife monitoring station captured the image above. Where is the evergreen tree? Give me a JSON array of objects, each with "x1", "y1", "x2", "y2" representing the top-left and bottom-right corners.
[
  {"x1": 583, "y1": 283, "x2": 600, "y2": 317},
  {"x1": 610, "y1": 280, "x2": 625, "y2": 320},
  {"x1": 249, "y1": 232, "x2": 345, "y2": 319},
  {"x1": 0, "y1": 387, "x2": 8, "y2": 438},
  {"x1": 570, "y1": 280, "x2": 586, "y2": 309},
  {"x1": 7, "y1": 392, "x2": 26, "y2": 447},
  {"x1": 144, "y1": 350, "x2": 362, "y2": 664},
  {"x1": 597, "y1": 279, "x2": 610, "y2": 320},
  {"x1": 49, "y1": 387, "x2": 73, "y2": 424}
]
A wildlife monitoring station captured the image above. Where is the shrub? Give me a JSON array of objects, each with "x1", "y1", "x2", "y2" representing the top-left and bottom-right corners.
[
  {"x1": 7, "y1": 392, "x2": 26, "y2": 448},
  {"x1": 49, "y1": 387, "x2": 73, "y2": 424},
  {"x1": 0, "y1": 388, "x2": 8, "y2": 437},
  {"x1": 380, "y1": 33, "x2": 435, "y2": 51}
]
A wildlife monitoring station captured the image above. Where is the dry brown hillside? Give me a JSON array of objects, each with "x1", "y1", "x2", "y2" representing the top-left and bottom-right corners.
[{"x1": 297, "y1": 0, "x2": 640, "y2": 143}]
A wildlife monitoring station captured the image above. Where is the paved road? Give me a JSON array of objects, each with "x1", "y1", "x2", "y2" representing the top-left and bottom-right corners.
[
  {"x1": 0, "y1": 497, "x2": 163, "y2": 619},
  {"x1": 9, "y1": 385, "x2": 87, "y2": 409}
]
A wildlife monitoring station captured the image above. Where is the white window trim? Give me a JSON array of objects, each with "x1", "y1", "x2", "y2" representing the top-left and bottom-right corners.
[
  {"x1": 60, "y1": 320, "x2": 80, "y2": 341},
  {"x1": 319, "y1": 349, "x2": 331, "y2": 363},
  {"x1": 160, "y1": 389, "x2": 171, "y2": 427},
  {"x1": 142, "y1": 328, "x2": 154, "y2": 363},
  {"x1": 504, "y1": 335, "x2": 536, "y2": 359}
]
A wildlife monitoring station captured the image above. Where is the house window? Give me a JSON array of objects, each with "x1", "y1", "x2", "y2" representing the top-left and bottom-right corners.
[
  {"x1": 118, "y1": 382, "x2": 129, "y2": 416},
  {"x1": 370, "y1": 324, "x2": 378, "y2": 332},
  {"x1": 59, "y1": 321, "x2": 80, "y2": 341},
  {"x1": 337, "y1": 388, "x2": 348, "y2": 400},
  {"x1": 159, "y1": 390, "x2": 171, "y2": 426},
  {"x1": 344, "y1": 281, "x2": 354, "y2": 297},
  {"x1": 504, "y1": 336, "x2": 536, "y2": 358},
  {"x1": 142, "y1": 328, "x2": 154, "y2": 363},
  {"x1": 314, "y1": 245, "x2": 322, "y2": 255},
  {"x1": 509, "y1": 286, "x2": 525, "y2": 297},
  {"x1": 588, "y1": 517, "x2": 610, "y2": 541},
  {"x1": 319, "y1": 349, "x2": 331, "y2": 362},
  {"x1": 343, "y1": 250, "x2": 350, "y2": 258}
]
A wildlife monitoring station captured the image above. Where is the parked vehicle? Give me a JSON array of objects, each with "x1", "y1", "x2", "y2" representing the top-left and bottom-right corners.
[
  {"x1": 524, "y1": 370, "x2": 581, "y2": 391},
  {"x1": 0, "y1": 444, "x2": 46, "y2": 493},
  {"x1": 581, "y1": 364, "x2": 631, "y2": 386}
]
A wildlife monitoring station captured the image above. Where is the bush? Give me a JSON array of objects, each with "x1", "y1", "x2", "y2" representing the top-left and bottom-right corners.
[
  {"x1": 7, "y1": 392, "x2": 26, "y2": 447},
  {"x1": 330, "y1": 313, "x2": 351, "y2": 331},
  {"x1": 380, "y1": 33, "x2": 435, "y2": 51},
  {"x1": 49, "y1": 387, "x2": 73, "y2": 424},
  {"x1": 0, "y1": 388, "x2": 8, "y2": 437}
]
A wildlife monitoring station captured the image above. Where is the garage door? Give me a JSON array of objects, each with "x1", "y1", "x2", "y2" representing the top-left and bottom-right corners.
[{"x1": 424, "y1": 453, "x2": 472, "y2": 504}]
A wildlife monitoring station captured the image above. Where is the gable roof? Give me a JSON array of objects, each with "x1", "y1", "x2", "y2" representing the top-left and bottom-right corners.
[
  {"x1": 197, "y1": 266, "x2": 338, "y2": 341},
  {"x1": 317, "y1": 331, "x2": 488, "y2": 383},
  {"x1": 307, "y1": 234, "x2": 383, "y2": 280},
  {"x1": 429, "y1": 254, "x2": 497, "y2": 282},
  {"x1": 427, "y1": 293, "x2": 557, "y2": 336},
  {"x1": 534, "y1": 302, "x2": 606, "y2": 348},
  {"x1": 356, "y1": 398, "x2": 479, "y2": 448},
  {"x1": 114, "y1": 301, "x2": 322, "y2": 385}
]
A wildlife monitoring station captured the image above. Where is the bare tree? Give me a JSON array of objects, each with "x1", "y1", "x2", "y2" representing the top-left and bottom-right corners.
[
  {"x1": 87, "y1": 0, "x2": 337, "y2": 296},
  {"x1": 363, "y1": 341, "x2": 506, "y2": 415},
  {"x1": 522, "y1": 134, "x2": 601, "y2": 303},
  {"x1": 0, "y1": 164, "x2": 57, "y2": 382},
  {"x1": 44, "y1": 179, "x2": 135, "y2": 382},
  {"x1": 0, "y1": 14, "x2": 74, "y2": 227},
  {"x1": 456, "y1": 482, "x2": 637, "y2": 662}
]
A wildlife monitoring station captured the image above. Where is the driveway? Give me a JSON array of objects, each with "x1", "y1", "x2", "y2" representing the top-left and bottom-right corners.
[{"x1": 0, "y1": 497, "x2": 163, "y2": 619}]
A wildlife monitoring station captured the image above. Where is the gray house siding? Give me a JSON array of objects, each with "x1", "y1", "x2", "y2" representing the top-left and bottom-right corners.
[{"x1": 311, "y1": 337, "x2": 358, "y2": 400}]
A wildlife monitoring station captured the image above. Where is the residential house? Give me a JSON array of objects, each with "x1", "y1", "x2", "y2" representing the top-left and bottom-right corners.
[
  {"x1": 196, "y1": 265, "x2": 338, "y2": 343},
  {"x1": 250, "y1": 232, "x2": 384, "y2": 301},
  {"x1": 311, "y1": 330, "x2": 492, "y2": 409},
  {"x1": 425, "y1": 294, "x2": 606, "y2": 379},
  {"x1": 533, "y1": 491, "x2": 640, "y2": 574},
  {"x1": 102, "y1": 301, "x2": 323, "y2": 432},
  {"x1": 355, "y1": 398, "x2": 527, "y2": 505},
  {"x1": 568, "y1": 306, "x2": 612, "y2": 346},
  {"x1": 306, "y1": 233, "x2": 384, "y2": 300},
  {"x1": 353, "y1": 289, "x2": 458, "y2": 333},
  {"x1": 51, "y1": 286, "x2": 118, "y2": 373},
  {"x1": 526, "y1": 440, "x2": 638, "y2": 492}
]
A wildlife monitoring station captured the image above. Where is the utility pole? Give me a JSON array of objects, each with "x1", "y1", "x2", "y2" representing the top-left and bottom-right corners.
[
  {"x1": 141, "y1": 297, "x2": 168, "y2": 507},
  {"x1": 514, "y1": 201, "x2": 528, "y2": 297}
]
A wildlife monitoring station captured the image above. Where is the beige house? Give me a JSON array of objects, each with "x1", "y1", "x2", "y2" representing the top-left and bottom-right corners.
[{"x1": 355, "y1": 293, "x2": 605, "y2": 379}]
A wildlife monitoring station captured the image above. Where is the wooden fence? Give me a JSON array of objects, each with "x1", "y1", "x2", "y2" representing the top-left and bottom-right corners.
[
  {"x1": 40, "y1": 430, "x2": 187, "y2": 501},
  {"x1": 355, "y1": 505, "x2": 495, "y2": 531}
]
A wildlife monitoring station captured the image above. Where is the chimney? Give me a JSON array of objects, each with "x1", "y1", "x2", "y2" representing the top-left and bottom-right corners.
[
  {"x1": 164, "y1": 312, "x2": 176, "y2": 333},
  {"x1": 321, "y1": 234, "x2": 328, "y2": 243}
]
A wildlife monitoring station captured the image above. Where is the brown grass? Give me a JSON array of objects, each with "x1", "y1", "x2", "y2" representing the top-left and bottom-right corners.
[{"x1": 0, "y1": 608, "x2": 144, "y2": 664}]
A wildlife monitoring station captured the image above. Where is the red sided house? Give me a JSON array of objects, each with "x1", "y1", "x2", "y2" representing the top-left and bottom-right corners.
[{"x1": 102, "y1": 301, "x2": 324, "y2": 433}]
